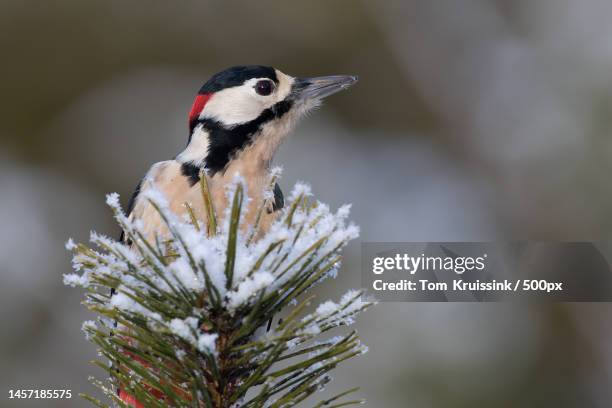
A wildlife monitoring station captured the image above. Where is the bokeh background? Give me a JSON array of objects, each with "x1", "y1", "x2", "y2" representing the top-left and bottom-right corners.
[{"x1": 2, "y1": 1, "x2": 612, "y2": 406}]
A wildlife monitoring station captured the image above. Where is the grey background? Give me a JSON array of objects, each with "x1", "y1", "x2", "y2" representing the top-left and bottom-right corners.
[{"x1": 2, "y1": 1, "x2": 612, "y2": 407}]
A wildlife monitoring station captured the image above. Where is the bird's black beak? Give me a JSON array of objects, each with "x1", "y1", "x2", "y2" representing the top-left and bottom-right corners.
[{"x1": 293, "y1": 75, "x2": 358, "y2": 101}]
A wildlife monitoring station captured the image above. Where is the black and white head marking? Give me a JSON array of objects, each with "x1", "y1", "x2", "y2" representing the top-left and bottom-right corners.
[
  {"x1": 179, "y1": 65, "x2": 300, "y2": 175},
  {"x1": 178, "y1": 65, "x2": 357, "y2": 176}
]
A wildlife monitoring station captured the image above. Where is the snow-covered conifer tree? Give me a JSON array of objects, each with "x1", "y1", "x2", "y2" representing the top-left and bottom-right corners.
[{"x1": 65, "y1": 170, "x2": 373, "y2": 407}]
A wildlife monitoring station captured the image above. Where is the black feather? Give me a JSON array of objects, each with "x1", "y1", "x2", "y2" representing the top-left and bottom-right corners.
[
  {"x1": 119, "y1": 178, "x2": 143, "y2": 244},
  {"x1": 199, "y1": 65, "x2": 278, "y2": 94},
  {"x1": 193, "y1": 99, "x2": 293, "y2": 175},
  {"x1": 180, "y1": 162, "x2": 201, "y2": 186},
  {"x1": 272, "y1": 183, "x2": 284, "y2": 212}
]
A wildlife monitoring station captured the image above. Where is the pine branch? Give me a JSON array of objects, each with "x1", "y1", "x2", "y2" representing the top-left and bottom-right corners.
[{"x1": 65, "y1": 171, "x2": 374, "y2": 407}]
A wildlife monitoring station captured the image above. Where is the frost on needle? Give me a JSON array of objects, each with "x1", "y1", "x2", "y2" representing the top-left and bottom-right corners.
[{"x1": 65, "y1": 174, "x2": 374, "y2": 408}]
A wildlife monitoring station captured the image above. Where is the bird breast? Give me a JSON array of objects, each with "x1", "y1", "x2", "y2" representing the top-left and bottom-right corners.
[{"x1": 130, "y1": 160, "x2": 276, "y2": 242}]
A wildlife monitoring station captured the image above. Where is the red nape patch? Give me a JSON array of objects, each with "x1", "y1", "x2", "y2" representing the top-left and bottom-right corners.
[{"x1": 189, "y1": 93, "x2": 213, "y2": 131}]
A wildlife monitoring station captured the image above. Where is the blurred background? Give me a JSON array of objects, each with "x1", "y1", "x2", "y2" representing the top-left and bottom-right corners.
[{"x1": 2, "y1": 0, "x2": 612, "y2": 406}]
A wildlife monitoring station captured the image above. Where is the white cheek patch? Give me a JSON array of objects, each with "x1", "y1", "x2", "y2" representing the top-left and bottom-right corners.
[
  {"x1": 200, "y1": 73, "x2": 296, "y2": 126},
  {"x1": 200, "y1": 82, "x2": 264, "y2": 126}
]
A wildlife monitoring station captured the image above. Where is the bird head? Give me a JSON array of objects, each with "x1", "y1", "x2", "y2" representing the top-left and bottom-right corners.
[{"x1": 179, "y1": 65, "x2": 358, "y2": 175}]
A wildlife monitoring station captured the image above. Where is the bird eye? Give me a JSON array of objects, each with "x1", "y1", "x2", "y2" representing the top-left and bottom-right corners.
[{"x1": 255, "y1": 80, "x2": 274, "y2": 96}]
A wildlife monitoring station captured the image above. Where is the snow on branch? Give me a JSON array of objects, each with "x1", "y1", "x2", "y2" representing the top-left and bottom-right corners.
[{"x1": 65, "y1": 174, "x2": 374, "y2": 408}]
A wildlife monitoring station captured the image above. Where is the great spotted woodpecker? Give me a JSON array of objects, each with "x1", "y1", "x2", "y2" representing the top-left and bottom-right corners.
[
  {"x1": 125, "y1": 65, "x2": 357, "y2": 239},
  {"x1": 115, "y1": 67, "x2": 357, "y2": 406}
]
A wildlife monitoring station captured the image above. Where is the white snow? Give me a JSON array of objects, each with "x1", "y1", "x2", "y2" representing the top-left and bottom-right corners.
[
  {"x1": 289, "y1": 182, "x2": 312, "y2": 200},
  {"x1": 105, "y1": 192, "x2": 120, "y2": 208},
  {"x1": 63, "y1": 273, "x2": 88, "y2": 287},
  {"x1": 66, "y1": 175, "x2": 371, "y2": 371},
  {"x1": 226, "y1": 271, "x2": 274, "y2": 311},
  {"x1": 316, "y1": 301, "x2": 339, "y2": 317},
  {"x1": 197, "y1": 333, "x2": 218, "y2": 355},
  {"x1": 110, "y1": 291, "x2": 157, "y2": 319},
  {"x1": 269, "y1": 166, "x2": 283, "y2": 179},
  {"x1": 65, "y1": 238, "x2": 76, "y2": 250},
  {"x1": 169, "y1": 318, "x2": 197, "y2": 346},
  {"x1": 170, "y1": 258, "x2": 204, "y2": 292}
]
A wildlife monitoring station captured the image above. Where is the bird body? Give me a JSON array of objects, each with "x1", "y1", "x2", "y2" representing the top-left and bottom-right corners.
[
  {"x1": 129, "y1": 152, "x2": 277, "y2": 239},
  {"x1": 125, "y1": 65, "x2": 357, "y2": 240},
  {"x1": 115, "y1": 65, "x2": 357, "y2": 408}
]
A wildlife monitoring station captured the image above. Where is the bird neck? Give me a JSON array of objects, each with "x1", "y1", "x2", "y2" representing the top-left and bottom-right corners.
[
  {"x1": 176, "y1": 126, "x2": 210, "y2": 169},
  {"x1": 178, "y1": 114, "x2": 294, "y2": 177}
]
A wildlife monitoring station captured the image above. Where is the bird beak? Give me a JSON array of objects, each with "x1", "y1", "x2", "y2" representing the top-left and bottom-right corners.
[{"x1": 293, "y1": 75, "x2": 358, "y2": 101}]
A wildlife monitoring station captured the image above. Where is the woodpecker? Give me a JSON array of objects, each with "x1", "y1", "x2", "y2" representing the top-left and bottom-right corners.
[
  {"x1": 125, "y1": 65, "x2": 357, "y2": 239},
  {"x1": 116, "y1": 66, "x2": 357, "y2": 407}
]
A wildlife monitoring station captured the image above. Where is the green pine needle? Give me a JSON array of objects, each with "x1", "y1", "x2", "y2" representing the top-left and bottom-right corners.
[{"x1": 65, "y1": 174, "x2": 374, "y2": 407}]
